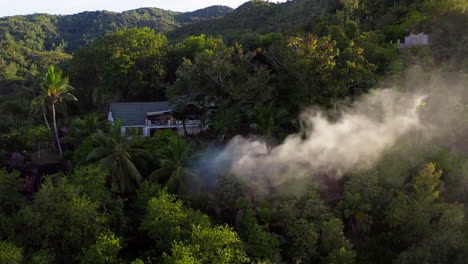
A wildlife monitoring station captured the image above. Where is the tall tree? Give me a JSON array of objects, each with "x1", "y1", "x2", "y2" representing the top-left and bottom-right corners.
[
  {"x1": 86, "y1": 120, "x2": 148, "y2": 194},
  {"x1": 32, "y1": 66, "x2": 76, "y2": 156},
  {"x1": 384, "y1": 163, "x2": 468, "y2": 263},
  {"x1": 17, "y1": 175, "x2": 111, "y2": 263},
  {"x1": 150, "y1": 136, "x2": 199, "y2": 195},
  {"x1": 249, "y1": 102, "x2": 287, "y2": 138},
  {"x1": 169, "y1": 42, "x2": 273, "y2": 136},
  {"x1": 61, "y1": 113, "x2": 106, "y2": 147},
  {"x1": 339, "y1": 0, "x2": 360, "y2": 22},
  {"x1": 338, "y1": 192, "x2": 372, "y2": 234},
  {"x1": 268, "y1": 34, "x2": 339, "y2": 108},
  {"x1": 70, "y1": 27, "x2": 169, "y2": 104}
]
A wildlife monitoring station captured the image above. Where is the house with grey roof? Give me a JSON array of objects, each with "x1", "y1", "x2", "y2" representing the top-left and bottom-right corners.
[{"x1": 108, "y1": 102, "x2": 202, "y2": 136}]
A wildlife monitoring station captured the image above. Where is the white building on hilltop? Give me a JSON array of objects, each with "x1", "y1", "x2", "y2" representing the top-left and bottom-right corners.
[
  {"x1": 396, "y1": 32, "x2": 430, "y2": 50},
  {"x1": 107, "y1": 102, "x2": 202, "y2": 137}
]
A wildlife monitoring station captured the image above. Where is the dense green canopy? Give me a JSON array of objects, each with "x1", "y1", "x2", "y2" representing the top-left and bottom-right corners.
[{"x1": 0, "y1": 0, "x2": 467, "y2": 263}]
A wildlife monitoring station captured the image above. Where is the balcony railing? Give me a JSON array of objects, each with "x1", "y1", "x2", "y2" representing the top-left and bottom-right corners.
[{"x1": 145, "y1": 119, "x2": 201, "y2": 127}]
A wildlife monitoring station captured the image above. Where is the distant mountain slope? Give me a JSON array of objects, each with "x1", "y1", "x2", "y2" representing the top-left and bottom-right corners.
[
  {"x1": 168, "y1": 0, "x2": 339, "y2": 41},
  {"x1": 0, "y1": 5, "x2": 232, "y2": 53},
  {"x1": 0, "y1": 41, "x2": 71, "y2": 95}
]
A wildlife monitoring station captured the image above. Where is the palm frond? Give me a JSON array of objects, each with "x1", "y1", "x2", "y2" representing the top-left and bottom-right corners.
[
  {"x1": 86, "y1": 147, "x2": 111, "y2": 162},
  {"x1": 167, "y1": 167, "x2": 185, "y2": 194},
  {"x1": 149, "y1": 167, "x2": 173, "y2": 182},
  {"x1": 60, "y1": 136, "x2": 80, "y2": 145},
  {"x1": 122, "y1": 157, "x2": 142, "y2": 187}
]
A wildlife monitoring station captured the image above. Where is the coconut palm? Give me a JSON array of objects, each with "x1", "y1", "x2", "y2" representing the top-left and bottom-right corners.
[
  {"x1": 249, "y1": 102, "x2": 287, "y2": 138},
  {"x1": 339, "y1": 192, "x2": 372, "y2": 234},
  {"x1": 32, "y1": 66, "x2": 77, "y2": 155},
  {"x1": 150, "y1": 136, "x2": 200, "y2": 194},
  {"x1": 29, "y1": 83, "x2": 51, "y2": 130},
  {"x1": 61, "y1": 113, "x2": 106, "y2": 147},
  {"x1": 86, "y1": 120, "x2": 149, "y2": 194}
]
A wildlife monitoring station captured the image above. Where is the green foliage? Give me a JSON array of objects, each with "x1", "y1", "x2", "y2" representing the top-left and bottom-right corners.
[
  {"x1": 320, "y1": 218, "x2": 355, "y2": 257},
  {"x1": 61, "y1": 112, "x2": 107, "y2": 146},
  {"x1": 338, "y1": 192, "x2": 372, "y2": 234},
  {"x1": 0, "y1": 241, "x2": 23, "y2": 264},
  {"x1": 171, "y1": 34, "x2": 224, "y2": 61},
  {"x1": 169, "y1": 0, "x2": 330, "y2": 42},
  {"x1": 70, "y1": 28, "x2": 169, "y2": 103},
  {"x1": 0, "y1": 41, "x2": 71, "y2": 81},
  {"x1": 0, "y1": 169, "x2": 26, "y2": 216},
  {"x1": 249, "y1": 102, "x2": 288, "y2": 138},
  {"x1": 210, "y1": 106, "x2": 244, "y2": 136},
  {"x1": 150, "y1": 136, "x2": 199, "y2": 194},
  {"x1": 412, "y1": 163, "x2": 441, "y2": 201},
  {"x1": 322, "y1": 247, "x2": 356, "y2": 264},
  {"x1": 80, "y1": 232, "x2": 122, "y2": 264},
  {"x1": 1, "y1": 100, "x2": 25, "y2": 117},
  {"x1": 86, "y1": 120, "x2": 149, "y2": 194},
  {"x1": 131, "y1": 129, "x2": 179, "y2": 155},
  {"x1": 382, "y1": 24, "x2": 408, "y2": 43},
  {"x1": 170, "y1": 41, "x2": 273, "y2": 136},
  {"x1": 234, "y1": 197, "x2": 280, "y2": 261},
  {"x1": 2, "y1": 124, "x2": 50, "y2": 151},
  {"x1": 241, "y1": 222, "x2": 280, "y2": 261},
  {"x1": 30, "y1": 249, "x2": 55, "y2": 264},
  {"x1": 344, "y1": 169, "x2": 383, "y2": 207},
  {"x1": 171, "y1": 41, "x2": 273, "y2": 106},
  {"x1": 384, "y1": 163, "x2": 468, "y2": 263},
  {"x1": 355, "y1": 31, "x2": 398, "y2": 74},
  {"x1": 280, "y1": 34, "x2": 339, "y2": 106},
  {"x1": 286, "y1": 218, "x2": 319, "y2": 263},
  {"x1": 0, "y1": 7, "x2": 232, "y2": 53},
  {"x1": 163, "y1": 225, "x2": 248, "y2": 264},
  {"x1": 301, "y1": 188, "x2": 334, "y2": 225},
  {"x1": 67, "y1": 166, "x2": 127, "y2": 233},
  {"x1": 1, "y1": 1, "x2": 468, "y2": 263},
  {"x1": 339, "y1": 0, "x2": 360, "y2": 22},
  {"x1": 267, "y1": 33, "x2": 376, "y2": 110},
  {"x1": 32, "y1": 65, "x2": 76, "y2": 155},
  {"x1": 344, "y1": 21, "x2": 359, "y2": 39},
  {"x1": 73, "y1": 136, "x2": 98, "y2": 165},
  {"x1": 18, "y1": 176, "x2": 110, "y2": 263},
  {"x1": 216, "y1": 173, "x2": 249, "y2": 225},
  {"x1": 134, "y1": 180, "x2": 162, "y2": 212},
  {"x1": 140, "y1": 191, "x2": 211, "y2": 252},
  {"x1": 421, "y1": 0, "x2": 468, "y2": 17},
  {"x1": 239, "y1": 32, "x2": 284, "y2": 51}
]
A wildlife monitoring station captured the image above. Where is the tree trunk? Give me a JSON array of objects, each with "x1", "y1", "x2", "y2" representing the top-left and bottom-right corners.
[
  {"x1": 43, "y1": 110, "x2": 51, "y2": 129},
  {"x1": 51, "y1": 103, "x2": 62, "y2": 156}
]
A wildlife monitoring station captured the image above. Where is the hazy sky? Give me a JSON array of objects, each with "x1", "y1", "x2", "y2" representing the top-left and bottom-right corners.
[{"x1": 0, "y1": 0, "x2": 287, "y2": 17}]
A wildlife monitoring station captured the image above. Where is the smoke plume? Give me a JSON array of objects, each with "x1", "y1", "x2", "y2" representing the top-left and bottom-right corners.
[{"x1": 199, "y1": 89, "x2": 427, "y2": 188}]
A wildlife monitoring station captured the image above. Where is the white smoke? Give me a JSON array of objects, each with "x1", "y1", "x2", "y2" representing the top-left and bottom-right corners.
[{"x1": 210, "y1": 89, "x2": 426, "y2": 186}]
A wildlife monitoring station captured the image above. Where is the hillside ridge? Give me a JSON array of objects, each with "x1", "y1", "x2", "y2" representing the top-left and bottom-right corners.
[{"x1": 0, "y1": 5, "x2": 233, "y2": 53}]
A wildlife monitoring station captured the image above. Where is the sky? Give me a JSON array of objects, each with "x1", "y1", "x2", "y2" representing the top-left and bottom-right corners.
[{"x1": 0, "y1": 0, "x2": 287, "y2": 17}]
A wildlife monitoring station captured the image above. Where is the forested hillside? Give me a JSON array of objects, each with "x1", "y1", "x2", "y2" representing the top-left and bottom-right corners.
[
  {"x1": 0, "y1": 5, "x2": 232, "y2": 53},
  {"x1": 1, "y1": 0, "x2": 468, "y2": 263},
  {"x1": 169, "y1": 0, "x2": 338, "y2": 41},
  {"x1": 0, "y1": 5, "x2": 232, "y2": 100}
]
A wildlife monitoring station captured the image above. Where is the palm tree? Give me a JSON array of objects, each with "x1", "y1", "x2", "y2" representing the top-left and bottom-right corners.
[
  {"x1": 150, "y1": 136, "x2": 200, "y2": 194},
  {"x1": 86, "y1": 120, "x2": 148, "y2": 194},
  {"x1": 32, "y1": 66, "x2": 77, "y2": 155},
  {"x1": 338, "y1": 192, "x2": 372, "y2": 234},
  {"x1": 61, "y1": 113, "x2": 105, "y2": 147},
  {"x1": 249, "y1": 102, "x2": 287, "y2": 138},
  {"x1": 29, "y1": 84, "x2": 51, "y2": 130}
]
